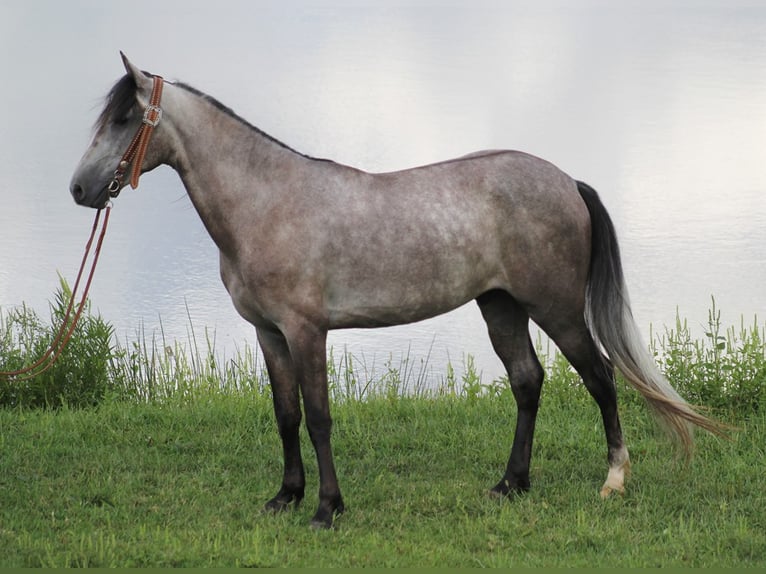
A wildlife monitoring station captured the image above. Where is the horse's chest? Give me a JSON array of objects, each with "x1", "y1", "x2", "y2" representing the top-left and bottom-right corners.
[
  {"x1": 219, "y1": 250, "x2": 310, "y2": 329},
  {"x1": 218, "y1": 253, "x2": 271, "y2": 326}
]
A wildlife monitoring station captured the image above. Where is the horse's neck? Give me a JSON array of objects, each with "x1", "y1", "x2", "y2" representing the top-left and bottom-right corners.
[{"x1": 166, "y1": 93, "x2": 310, "y2": 252}]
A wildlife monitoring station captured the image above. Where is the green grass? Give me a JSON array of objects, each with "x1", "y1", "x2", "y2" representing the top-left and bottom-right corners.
[
  {"x1": 0, "y1": 289, "x2": 764, "y2": 566},
  {"x1": 0, "y1": 392, "x2": 762, "y2": 567}
]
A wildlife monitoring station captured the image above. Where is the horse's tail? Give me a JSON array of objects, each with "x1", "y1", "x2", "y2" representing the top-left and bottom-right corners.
[{"x1": 576, "y1": 180, "x2": 728, "y2": 455}]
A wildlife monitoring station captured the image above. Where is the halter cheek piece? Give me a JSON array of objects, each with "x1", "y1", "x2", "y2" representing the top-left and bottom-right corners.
[{"x1": 107, "y1": 75, "x2": 164, "y2": 197}]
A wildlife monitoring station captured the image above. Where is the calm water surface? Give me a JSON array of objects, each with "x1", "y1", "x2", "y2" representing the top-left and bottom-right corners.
[{"x1": 1, "y1": 1, "x2": 764, "y2": 384}]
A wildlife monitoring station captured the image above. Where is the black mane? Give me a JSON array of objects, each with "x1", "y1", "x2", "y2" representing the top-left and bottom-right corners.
[
  {"x1": 95, "y1": 73, "x2": 144, "y2": 132},
  {"x1": 96, "y1": 74, "x2": 318, "y2": 160},
  {"x1": 173, "y1": 81, "x2": 307, "y2": 157}
]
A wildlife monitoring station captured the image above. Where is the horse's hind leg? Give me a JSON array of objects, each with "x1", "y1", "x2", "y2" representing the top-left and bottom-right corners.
[
  {"x1": 477, "y1": 290, "x2": 545, "y2": 495},
  {"x1": 532, "y1": 312, "x2": 630, "y2": 497}
]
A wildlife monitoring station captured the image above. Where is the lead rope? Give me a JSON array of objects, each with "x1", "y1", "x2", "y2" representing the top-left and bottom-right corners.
[{"x1": 0, "y1": 206, "x2": 112, "y2": 381}]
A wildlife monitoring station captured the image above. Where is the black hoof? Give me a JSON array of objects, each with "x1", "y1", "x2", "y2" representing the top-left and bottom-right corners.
[
  {"x1": 264, "y1": 487, "x2": 304, "y2": 513},
  {"x1": 490, "y1": 477, "x2": 530, "y2": 498},
  {"x1": 310, "y1": 516, "x2": 334, "y2": 530},
  {"x1": 310, "y1": 497, "x2": 345, "y2": 529}
]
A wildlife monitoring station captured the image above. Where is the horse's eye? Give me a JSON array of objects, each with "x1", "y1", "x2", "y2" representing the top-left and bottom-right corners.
[{"x1": 113, "y1": 109, "x2": 133, "y2": 126}]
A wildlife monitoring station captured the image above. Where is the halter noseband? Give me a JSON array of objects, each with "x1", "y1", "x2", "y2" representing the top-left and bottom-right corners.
[{"x1": 108, "y1": 74, "x2": 164, "y2": 197}]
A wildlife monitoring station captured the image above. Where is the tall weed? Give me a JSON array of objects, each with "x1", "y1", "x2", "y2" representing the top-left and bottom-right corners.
[
  {"x1": 108, "y1": 306, "x2": 270, "y2": 403},
  {"x1": 649, "y1": 298, "x2": 765, "y2": 412},
  {"x1": 1, "y1": 291, "x2": 763, "y2": 414}
]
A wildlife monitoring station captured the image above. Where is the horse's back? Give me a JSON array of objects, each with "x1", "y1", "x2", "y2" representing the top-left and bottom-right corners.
[
  {"x1": 369, "y1": 149, "x2": 590, "y2": 268},
  {"x1": 318, "y1": 150, "x2": 591, "y2": 328}
]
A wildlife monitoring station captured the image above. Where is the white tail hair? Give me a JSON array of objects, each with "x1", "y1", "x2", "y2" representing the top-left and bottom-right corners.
[{"x1": 577, "y1": 181, "x2": 728, "y2": 455}]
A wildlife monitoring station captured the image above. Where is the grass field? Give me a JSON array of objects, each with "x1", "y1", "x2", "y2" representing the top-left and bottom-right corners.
[
  {"x1": 0, "y1": 388, "x2": 763, "y2": 567},
  {"x1": 0, "y1": 293, "x2": 764, "y2": 566}
]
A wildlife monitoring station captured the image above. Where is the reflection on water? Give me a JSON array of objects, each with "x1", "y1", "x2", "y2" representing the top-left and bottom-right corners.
[{"x1": 1, "y1": 1, "x2": 764, "y2": 384}]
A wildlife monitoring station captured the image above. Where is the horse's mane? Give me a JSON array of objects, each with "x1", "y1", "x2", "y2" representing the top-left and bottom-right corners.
[
  {"x1": 96, "y1": 73, "x2": 324, "y2": 161},
  {"x1": 173, "y1": 81, "x2": 308, "y2": 158},
  {"x1": 95, "y1": 73, "x2": 145, "y2": 133}
]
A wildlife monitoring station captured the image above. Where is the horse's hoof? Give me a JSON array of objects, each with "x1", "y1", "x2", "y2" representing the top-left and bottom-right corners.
[
  {"x1": 488, "y1": 488, "x2": 506, "y2": 500},
  {"x1": 489, "y1": 478, "x2": 529, "y2": 499},
  {"x1": 600, "y1": 456, "x2": 631, "y2": 499},
  {"x1": 264, "y1": 499, "x2": 290, "y2": 513},
  {"x1": 310, "y1": 498, "x2": 345, "y2": 529},
  {"x1": 264, "y1": 490, "x2": 303, "y2": 513},
  {"x1": 599, "y1": 482, "x2": 625, "y2": 498},
  {"x1": 310, "y1": 516, "x2": 334, "y2": 530}
]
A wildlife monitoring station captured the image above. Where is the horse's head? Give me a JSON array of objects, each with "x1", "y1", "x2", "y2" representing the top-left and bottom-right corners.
[{"x1": 70, "y1": 53, "x2": 167, "y2": 209}]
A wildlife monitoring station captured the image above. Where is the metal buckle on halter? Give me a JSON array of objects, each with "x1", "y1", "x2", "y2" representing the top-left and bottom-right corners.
[
  {"x1": 107, "y1": 161, "x2": 128, "y2": 197},
  {"x1": 107, "y1": 178, "x2": 122, "y2": 197},
  {"x1": 143, "y1": 104, "x2": 162, "y2": 127}
]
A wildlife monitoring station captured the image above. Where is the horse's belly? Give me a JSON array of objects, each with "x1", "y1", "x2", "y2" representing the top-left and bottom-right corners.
[
  {"x1": 325, "y1": 261, "x2": 497, "y2": 329},
  {"x1": 327, "y1": 298, "x2": 472, "y2": 329}
]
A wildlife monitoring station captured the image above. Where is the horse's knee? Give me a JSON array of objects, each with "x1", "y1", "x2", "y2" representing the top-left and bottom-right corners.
[
  {"x1": 508, "y1": 358, "x2": 544, "y2": 409},
  {"x1": 274, "y1": 403, "x2": 302, "y2": 438},
  {"x1": 305, "y1": 410, "x2": 333, "y2": 446}
]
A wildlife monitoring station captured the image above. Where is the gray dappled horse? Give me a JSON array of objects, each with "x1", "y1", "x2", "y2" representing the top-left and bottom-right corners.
[{"x1": 70, "y1": 55, "x2": 723, "y2": 528}]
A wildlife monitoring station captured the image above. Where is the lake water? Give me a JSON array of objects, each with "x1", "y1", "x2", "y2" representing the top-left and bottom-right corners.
[{"x1": 1, "y1": 0, "x2": 764, "y2": 385}]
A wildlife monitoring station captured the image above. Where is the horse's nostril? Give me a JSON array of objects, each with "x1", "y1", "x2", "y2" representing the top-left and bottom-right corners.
[{"x1": 71, "y1": 184, "x2": 85, "y2": 203}]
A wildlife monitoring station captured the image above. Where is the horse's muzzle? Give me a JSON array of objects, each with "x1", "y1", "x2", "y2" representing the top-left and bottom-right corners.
[{"x1": 70, "y1": 183, "x2": 109, "y2": 209}]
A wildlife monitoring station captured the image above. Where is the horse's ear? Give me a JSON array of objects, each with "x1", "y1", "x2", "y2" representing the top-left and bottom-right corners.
[{"x1": 120, "y1": 52, "x2": 153, "y2": 93}]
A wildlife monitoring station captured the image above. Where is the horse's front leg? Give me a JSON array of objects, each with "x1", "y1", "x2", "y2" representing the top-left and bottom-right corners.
[
  {"x1": 288, "y1": 322, "x2": 345, "y2": 528},
  {"x1": 257, "y1": 328, "x2": 306, "y2": 512}
]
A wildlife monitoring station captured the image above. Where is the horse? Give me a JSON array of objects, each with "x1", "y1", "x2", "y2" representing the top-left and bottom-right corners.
[{"x1": 70, "y1": 54, "x2": 724, "y2": 528}]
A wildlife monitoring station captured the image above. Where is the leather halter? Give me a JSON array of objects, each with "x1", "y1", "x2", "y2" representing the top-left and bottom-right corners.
[{"x1": 108, "y1": 75, "x2": 164, "y2": 196}]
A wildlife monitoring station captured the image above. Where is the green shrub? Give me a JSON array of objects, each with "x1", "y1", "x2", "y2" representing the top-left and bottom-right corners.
[{"x1": 0, "y1": 279, "x2": 117, "y2": 408}]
